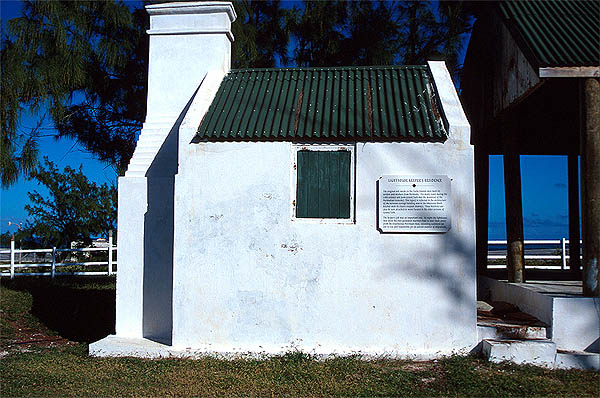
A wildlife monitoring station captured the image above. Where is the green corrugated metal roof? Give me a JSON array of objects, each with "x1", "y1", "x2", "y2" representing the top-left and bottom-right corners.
[
  {"x1": 499, "y1": 1, "x2": 600, "y2": 68},
  {"x1": 196, "y1": 66, "x2": 447, "y2": 142}
]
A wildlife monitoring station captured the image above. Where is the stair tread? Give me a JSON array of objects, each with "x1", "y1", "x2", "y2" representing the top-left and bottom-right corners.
[
  {"x1": 557, "y1": 349, "x2": 600, "y2": 356},
  {"x1": 477, "y1": 300, "x2": 548, "y2": 327},
  {"x1": 484, "y1": 338, "x2": 553, "y2": 344}
]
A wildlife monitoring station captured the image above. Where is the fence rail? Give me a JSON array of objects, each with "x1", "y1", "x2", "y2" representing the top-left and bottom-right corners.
[
  {"x1": 0, "y1": 237, "x2": 581, "y2": 278},
  {"x1": 486, "y1": 238, "x2": 582, "y2": 270},
  {"x1": 1, "y1": 232, "x2": 116, "y2": 278}
]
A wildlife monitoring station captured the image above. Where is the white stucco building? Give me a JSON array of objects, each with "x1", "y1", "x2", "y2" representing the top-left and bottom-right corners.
[{"x1": 91, "y1": 1, "x2": 477, "y2": 359}]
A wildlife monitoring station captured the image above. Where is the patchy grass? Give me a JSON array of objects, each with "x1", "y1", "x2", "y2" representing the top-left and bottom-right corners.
[
  {"x1": 2, "y1": 348, "x2": 597, "y2": 397},
  {"x1": 1, "y1": 277, "x2": 598, "y2": 397}
]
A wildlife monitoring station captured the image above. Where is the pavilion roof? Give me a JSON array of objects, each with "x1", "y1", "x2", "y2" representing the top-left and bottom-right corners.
[{"x1": 498, "y1": 1, "x2": 600, "y2": 68}]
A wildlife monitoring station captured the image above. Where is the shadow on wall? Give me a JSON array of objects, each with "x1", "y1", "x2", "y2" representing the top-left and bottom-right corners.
[
  {"x1": 363, "y1": 142, "x2": 476, "y2": 325},
  {"x1": 142, "y1": 86, "x2": 201, "y2": 346}
]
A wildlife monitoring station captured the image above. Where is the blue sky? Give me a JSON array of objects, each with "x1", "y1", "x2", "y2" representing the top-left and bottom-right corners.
[
  {"x1": 1, "y1": 1, "x2": 119, "y2": 235},
  {"x1": 0, "y1": 1, "x2": 578, "y2": 239}
]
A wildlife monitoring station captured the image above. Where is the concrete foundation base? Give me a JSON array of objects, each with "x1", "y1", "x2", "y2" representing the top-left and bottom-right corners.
[
  {"x1": 90, "y1": 335, "x2": 471, "y2": 360},
  {"x1": 89, "y1": 335, "x2": 182, "y2": 359}
]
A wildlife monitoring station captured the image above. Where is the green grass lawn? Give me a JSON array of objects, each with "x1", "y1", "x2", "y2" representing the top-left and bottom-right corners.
[{"x1": 1, "y1": 277, "x2": 598, "y2": 397}]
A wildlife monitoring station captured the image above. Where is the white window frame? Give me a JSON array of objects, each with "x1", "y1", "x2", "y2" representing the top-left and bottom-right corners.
[{"x1": 290, "y1": 143, "x2": 356, "y2": 224}]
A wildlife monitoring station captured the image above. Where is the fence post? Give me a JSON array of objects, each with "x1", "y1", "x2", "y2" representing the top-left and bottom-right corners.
[
  {"x1": 108, "y1": 230, "x2": 113, "y2": 276},
  {"x1": 561, "y1": 237, "x2": 567, "y2": 270},
  {"x1": 51, "y1": 247, "x2": 56, "y2": 279},
  {"x1": 10, "y1": 235, "x2": 15, "y2": 279}
]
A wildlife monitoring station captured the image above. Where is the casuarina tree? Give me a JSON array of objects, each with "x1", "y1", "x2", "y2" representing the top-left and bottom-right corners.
[
  {"x1": 1, "y1": 1, "x2": 147, "y2": 185},
  {"x1": 24, "y1": 158, "x2": 117, "y2": 248},
  {"x1": 2, "y1": 0, "x2": 473, "y2": 187}
]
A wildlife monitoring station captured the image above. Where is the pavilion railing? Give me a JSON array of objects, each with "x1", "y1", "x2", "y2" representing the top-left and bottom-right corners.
[{"x1": 487, "y1": 238, "x2": 582, "y2": 270}]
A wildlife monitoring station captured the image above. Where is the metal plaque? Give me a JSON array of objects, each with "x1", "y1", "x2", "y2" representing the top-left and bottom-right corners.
[{"x1": 378, "y1": 175, "x2": 451, "y2": 233}]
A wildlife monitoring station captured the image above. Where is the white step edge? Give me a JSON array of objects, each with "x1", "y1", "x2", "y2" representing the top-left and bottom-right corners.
[
  {"x1": 555, "y1": 351, "x2": 600, "y2": 371},
  {"x1": 124, "y1": 170, "x2": 146, "y2": 177},
  {"x1": 129, "y1": 158, "x2": 155, "y2": 165},
  {"x1": 136, "y1": 138, "x2": 168, "y2": 145},
  {"x1": 482, "y1": 339, "x2": 556, "y2": 368}
]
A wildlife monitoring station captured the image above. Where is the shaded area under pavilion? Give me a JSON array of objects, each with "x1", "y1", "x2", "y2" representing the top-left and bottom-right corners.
[{"x1": 461, "y1": 1, "x2": 599, "y2": 297}]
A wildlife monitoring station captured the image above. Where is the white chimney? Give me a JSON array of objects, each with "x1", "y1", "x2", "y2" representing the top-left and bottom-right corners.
[{"x1": 144, "y1": 2, "x2": 236, "y2": 128}]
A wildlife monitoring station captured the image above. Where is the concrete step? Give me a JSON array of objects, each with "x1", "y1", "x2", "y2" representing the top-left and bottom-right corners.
[
  {"x1": 136, "y1": 139, "x2": 166, "y2": 147},
  {"x1": 477, "y1": 300, "x2": 548, "y2": 341},
  {"x1": 133, "y1": 147, "x2": 162, "y2": 155},
  {"x1": 129, "y1": 157, "x2": 155, "y2": 165},
  {"x1": 132, "y1": 148, "x2": 158, "y2": 158},
  {"x1": 482, "y1": 339, "x2": 556, "y2": 368},
  {"x1": 555, "y1": 350, "x2": 600, "y2": 371},
  {"x1": 125, "y1": 164, "x2": 147, "y2": 172},
  {"x1": 135, "y1": 141, "x2": 164, "y2": 149},
  {"x1": 477, "y1": 322, "x2": 547, "y2": 341},
  {"x1": 137, "y1": 136, "x2": 167, "y2": 145},
  {"x1": 138, "y1": 133, "x2": 169, "y2": 142},
  {"x1": 479, "y1": 277, "x2": 600, "y2": 354},
  {"x1": 124, "y1": 170, "x2": 146, "y2": 177}
]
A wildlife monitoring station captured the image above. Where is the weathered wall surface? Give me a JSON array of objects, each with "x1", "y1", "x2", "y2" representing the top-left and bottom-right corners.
[
  {"x1": 113, "y1": 6, "x2": 476, "y2": 357},
  {"x1": 170, "y1": 137, "x2": 476, "y2": 357},
  {"x1": 114, "y1": 2, "x2": 235, "y2": 344},
  {"x1": 145, "y1": 2, "x2": 234, "y2": 125}
]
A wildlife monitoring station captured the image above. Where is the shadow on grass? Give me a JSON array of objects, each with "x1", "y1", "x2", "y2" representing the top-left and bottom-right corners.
[{"x1": 1, "y1": 276, "x2": 115, "y2": 343}]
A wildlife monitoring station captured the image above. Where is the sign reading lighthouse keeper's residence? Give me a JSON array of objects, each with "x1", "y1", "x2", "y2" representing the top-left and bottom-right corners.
[{"x1": 378, "y1": 175, "x2": 451, "y2": 233}]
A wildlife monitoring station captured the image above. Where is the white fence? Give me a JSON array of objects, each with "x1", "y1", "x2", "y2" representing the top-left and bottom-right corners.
[
  {"x1": 0, "y1": 237, "x2": 581, "y2": 277},
  {"x1": 1, "y1": 234, "x2": 116, "y2": 278},
  {"x1": 487, "y1": 238, "x2": 582, "y2": 270}
]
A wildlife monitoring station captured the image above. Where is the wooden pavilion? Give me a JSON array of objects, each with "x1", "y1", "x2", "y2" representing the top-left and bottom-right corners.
[{"x1": 461, "y1": 1, "x2": 599, "y2": 296}]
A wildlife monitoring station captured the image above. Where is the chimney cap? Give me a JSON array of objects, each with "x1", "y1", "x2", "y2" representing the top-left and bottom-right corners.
[{"x1": 146, "y1": 2, "x2": 236, "y2": 22}]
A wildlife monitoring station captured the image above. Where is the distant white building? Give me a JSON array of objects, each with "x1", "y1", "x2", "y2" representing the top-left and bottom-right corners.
[
  {"x1": 70, "y1": 238, "x2": 109, "y2": 249},
  {"x1": 92, "y1": 1, "x2": 476, "y2": 359}
]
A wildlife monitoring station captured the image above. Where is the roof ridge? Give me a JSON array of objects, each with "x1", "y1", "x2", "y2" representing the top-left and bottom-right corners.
[{"x1": 229, "y1": 65, "x2": 428, "y2": 73}]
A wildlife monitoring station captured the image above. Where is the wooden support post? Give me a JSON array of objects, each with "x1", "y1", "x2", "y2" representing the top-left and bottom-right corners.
[
  {"x1": 568, "y1": 154, "x2": 581, "y2": 277},
  {"x1": 561, "y1": 238, "x2": 567, "y2": 270},
  {"x1": 475, "y1": 146, "x2": 489, "y2": 277},
  {"x1": 580, "y1": 78, "x2": 600, "y2": 297},
  {"x1": 51, "y1": 247, "x2": 56, "y2": 279},
  {"x1": 10, "y1": 236, "x2": 15, "y2": 279},
  {"x1": 503, "y1": 151, "x2": 525, "y2": 283}
]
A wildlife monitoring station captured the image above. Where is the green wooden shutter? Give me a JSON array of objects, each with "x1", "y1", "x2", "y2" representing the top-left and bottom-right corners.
[{"x1": 296, "y1": 150, "x2": 351, "y2": 218}]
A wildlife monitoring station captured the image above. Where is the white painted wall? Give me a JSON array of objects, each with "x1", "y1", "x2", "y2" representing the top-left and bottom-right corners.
[
  {"x1": 145, "y1": 1, "x2": 235, "y2": 126},
  {"x1": 113, "y1": 0, "x2": 477, "y2": 357},
  {"x1": 170, "y1": 139, "x2": 475, "y2": 357},
  {"x1": 115, "y1": 2, "x2": 235, "y2": 342},
  {"x1": 167, "y1": 61, "x2": 477, "y2": 356}
]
